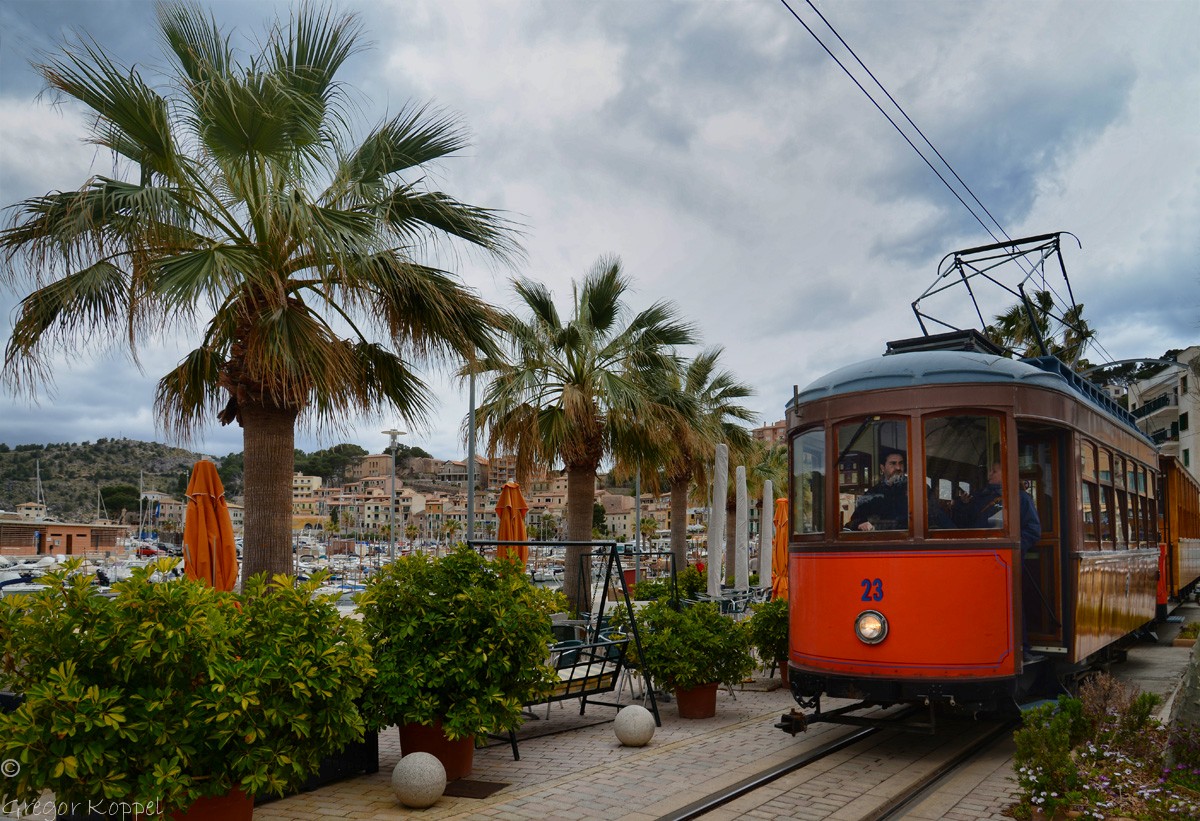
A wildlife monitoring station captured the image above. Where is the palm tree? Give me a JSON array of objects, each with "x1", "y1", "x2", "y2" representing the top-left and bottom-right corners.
[
  {"x1": 0, "y1": 5, "x2": 515, "y2": 583},
  {"x1": 658, "y1": 349, "x2": 755, "y2": 574},
  {"x1": 476, "y1": 257, "x2": 695, "y2": 613},
  {"x1": 984, "y1": 290, "x2": 1094, "y2": 369}
]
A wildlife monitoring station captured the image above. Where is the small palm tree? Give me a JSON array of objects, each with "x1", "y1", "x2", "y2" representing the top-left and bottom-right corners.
[
  {"x1": 0, "y1": 4, "x2": 516, "y2": 583},
  {"x1": 476, "y1": 257, "x2": 695, "y2": 613}
]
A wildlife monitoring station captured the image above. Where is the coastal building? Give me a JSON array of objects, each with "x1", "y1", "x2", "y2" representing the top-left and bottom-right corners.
[
  {"x1": 1126, "y1": 345, "x2": 1200, "y2": 483},
  {"x1": 0, "y1": 515, "x2": 127, "y2": 557}
]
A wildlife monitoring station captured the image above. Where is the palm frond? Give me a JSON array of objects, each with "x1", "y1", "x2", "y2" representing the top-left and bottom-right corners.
[
  {"x1": 37, "y1": 38, "x2": 178, "y2": 181},
  {"x1": 2, "y1": 261, "x2": 131, "y2": 392},
  {"x1": 155, "y1": 344, "x2": 226, "y2": 442},
  {"x1": 330, "y1": 105, "x2": 468, "y2": 199}
]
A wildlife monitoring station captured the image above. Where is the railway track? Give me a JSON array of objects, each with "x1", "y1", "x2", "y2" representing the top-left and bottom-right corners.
[{"x1": 656, "y1": 713, "x2": 1016, "y2": 821}]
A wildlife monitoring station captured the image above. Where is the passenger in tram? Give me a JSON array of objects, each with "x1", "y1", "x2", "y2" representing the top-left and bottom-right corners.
[
  {"x1": 954, "y1": 463, "x2": 1041, "y2": 554},
  {"x1": 847, "y1": 450, "x2": 908, "y2": 531}
]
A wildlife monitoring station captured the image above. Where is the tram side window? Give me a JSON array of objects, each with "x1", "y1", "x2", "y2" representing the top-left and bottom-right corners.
[
  {"x1": 1080, "y1": 440, "x2": 1099, "y2": 544},
  {"x1": 838, "y1": 418, "x2": 908, "y2": 532},
  {"x1": 1113, "y1": 454, "x2": 1129, "y2": 548},
  {"x1": 1099, "y1": 449, "x2": 1116, "y2": 548},
  {"x1": 1142, "y1": 466, "x2": 1158, "y2": 543},
  {"x1": 923, "y1": 414, "x2": 1003, "y2": 533},
  {"x1": 1125, "y1": 459, "x2": 1140, "y2": 546},
  {"x1": 791, "y1": 429, "x2": 825, "y2": 534}
]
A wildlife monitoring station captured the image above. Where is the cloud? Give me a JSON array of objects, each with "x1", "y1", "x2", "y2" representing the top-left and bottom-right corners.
[{"x1": 0, "y1": 0, "x2": 1197, "y2": 459}]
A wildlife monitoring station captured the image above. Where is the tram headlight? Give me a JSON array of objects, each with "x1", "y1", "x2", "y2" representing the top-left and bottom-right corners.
[{"x1": 854, "y1": 610, "x2": 888, "y2": 644}]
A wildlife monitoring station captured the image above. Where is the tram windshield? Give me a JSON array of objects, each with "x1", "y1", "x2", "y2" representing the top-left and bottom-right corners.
[{"x1": 838, "y1": 418, "x2": 909, "y2": 532}]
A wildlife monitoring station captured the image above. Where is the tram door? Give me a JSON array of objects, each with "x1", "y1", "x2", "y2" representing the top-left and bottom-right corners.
[{"x1": 1018, "y1": 432, "x2": 1064, "y2": 649}]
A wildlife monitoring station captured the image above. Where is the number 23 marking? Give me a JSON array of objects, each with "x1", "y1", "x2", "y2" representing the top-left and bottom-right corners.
[{"x1": 860, "y1": 578, "x2": 884, "y2": 601}]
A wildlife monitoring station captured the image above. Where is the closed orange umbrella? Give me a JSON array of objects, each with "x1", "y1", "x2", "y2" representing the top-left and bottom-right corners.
[
  {"x1": 495, "y1": 481, "x2": 529, "y2": 566},
  {"x1": 182, "y1": 460, "x2": 239, "y2": 591},
  {"x1": 771, "y1": 497, "x2": 789, "y2": 601}
]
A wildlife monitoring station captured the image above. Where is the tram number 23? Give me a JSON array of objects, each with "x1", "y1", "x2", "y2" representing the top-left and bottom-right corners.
[{"x1": 860, "y1": 578, "x2": 884, "y2": 602}]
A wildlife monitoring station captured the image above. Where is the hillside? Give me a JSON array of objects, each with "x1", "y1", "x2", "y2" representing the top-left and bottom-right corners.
[
  {"x1": 0, "y1": 439, "x2": 220, "y2": 522},
  {"x1": 0, "y1": 438, "x2": 440, "y2": 523}
]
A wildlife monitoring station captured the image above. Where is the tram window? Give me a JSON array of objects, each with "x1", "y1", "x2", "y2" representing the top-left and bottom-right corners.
[
  {"x1": 922, "y1": 414, "x2": 1003, "y2": 534},
  {"x1": 1113, "y1": 455, "x2": 1129, "y2": 548},
  {"x1": 791, "y1": 428, "x2": 825, "y2": 534},
  {"x1": 1018, "y1": 441, "x2": 1055, "y2": 535},
  {"x1": 838, "y1": 418, "x2": 909, "y2": 532},
  {"x1": 1142, "y1": 466, "x2": 1157, "y2": 543},
  {"x1": 1134, "y1": 464, "x2": 1150, "y2": 544},
  {"x1": 1098, "y1": 449, "x2": 1114, "y2": 548},
  {"x1": 1125, "y1": 461, "x2": 1139, "y2": 545},
  {"x1": 1080, "y1": 441, "x2": 1099, "y2": 544}
]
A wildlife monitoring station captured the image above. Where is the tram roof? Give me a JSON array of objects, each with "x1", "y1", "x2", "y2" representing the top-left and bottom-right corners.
[{"x1": 789, "y1": 349, "x2": 1151, "y2": 444}]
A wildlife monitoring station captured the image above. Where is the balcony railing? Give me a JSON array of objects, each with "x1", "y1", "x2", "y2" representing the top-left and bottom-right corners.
[{"x1": 1131, "y1": 393, "x2": 1178, "y2": 419}]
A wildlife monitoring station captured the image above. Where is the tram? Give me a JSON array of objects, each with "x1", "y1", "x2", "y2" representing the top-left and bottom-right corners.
[
  {"x1": 1159, "y1": 455, "x2": 1200, "y2": 616},
  {"x1": 782, "y1": 329, "x2": 1169, "y2": 722}
]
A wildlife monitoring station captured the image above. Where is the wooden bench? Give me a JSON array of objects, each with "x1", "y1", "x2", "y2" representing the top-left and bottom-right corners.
[{"x1": 498, "y1": 637, "x2": 630, "y2": 760}]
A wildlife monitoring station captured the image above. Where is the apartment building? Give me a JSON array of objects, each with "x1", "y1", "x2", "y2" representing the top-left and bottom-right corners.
[
  {"x1": 1127, "y1": 345, "x2": 1200, "y2": 482},
  {"x1": 752, "y1": 419, "x2": 787, "y2": 447}
]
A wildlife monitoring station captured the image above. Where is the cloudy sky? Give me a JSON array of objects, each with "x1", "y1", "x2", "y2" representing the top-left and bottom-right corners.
[{"x1": 1, "y1": 0, "x2": 1197, "y2": 461}]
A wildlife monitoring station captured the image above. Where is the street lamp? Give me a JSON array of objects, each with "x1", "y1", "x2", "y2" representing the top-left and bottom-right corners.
[{"x1": 382, "y1": 428, "x2": 406, "y2": 561}]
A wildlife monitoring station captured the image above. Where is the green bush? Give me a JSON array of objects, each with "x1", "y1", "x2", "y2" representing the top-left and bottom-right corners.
[
  {"x1": 0, "y1": 559, "x2": 373, "y2": 812},
  {"x1": 748, "y1": 596, "x2": 789, "y2": 664},
  {"x1": 358, "y1": 547, "x2": 560, "y2": 741},
  {"x1": 630, "y1": 565, "x2": 708, "y2": 603},
  {"x1": 618, "y1": 599, "x2": 754, "y2": 691}
]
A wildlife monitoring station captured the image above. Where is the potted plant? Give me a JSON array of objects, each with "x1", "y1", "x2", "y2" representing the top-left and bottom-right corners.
[
  {"x1": 358, "y1": 546, "x2": 560, "y2": 779},
  {"x1": 1173, "y1": 621, "x2": 1200, "y2": 647},
  {"x1": 0, "y1": 559, "x2": 373, "y2": 820},
  {"x1": 620, "y1": 598, "x2": 754, "y2": 719},
  {"x1": 748, "y1": 597, "x2": 790, "y2": 685}
]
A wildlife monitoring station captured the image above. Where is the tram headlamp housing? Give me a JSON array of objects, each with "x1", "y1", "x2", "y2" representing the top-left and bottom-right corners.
[{"x1": 855, "y1": 610, "x2": 888, "y2": 644}]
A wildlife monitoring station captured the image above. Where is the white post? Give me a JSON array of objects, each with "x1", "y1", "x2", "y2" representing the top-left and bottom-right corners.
[
  {"x1": 761, "y1": 480, "x2": 774, "y2": 594},
  {"x1": 382, "y1": 428, "x2": 406, "y2": 561},
  {"x1": 467, "y1": 371, "x2": 476, "y2": 544},
  {"x1": 735, "y1": 466, "x2": 749, "y2": 591},
  {"x1": 709, "y1": 444, "x2": 728, "y2": 597}
]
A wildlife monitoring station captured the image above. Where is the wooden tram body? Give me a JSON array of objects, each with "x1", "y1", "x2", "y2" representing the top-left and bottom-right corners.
[{"x1": 784, "y1": 336, "x2": 1163, "y2": 716}]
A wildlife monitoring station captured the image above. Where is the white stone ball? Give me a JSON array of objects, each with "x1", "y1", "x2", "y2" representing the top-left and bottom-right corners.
[
  {"x1": 614, "y1": 704, "x2": 656, "y2": 747},
  {"x1": 391, "y1": 752, "x2": 447, "y2": 809}
]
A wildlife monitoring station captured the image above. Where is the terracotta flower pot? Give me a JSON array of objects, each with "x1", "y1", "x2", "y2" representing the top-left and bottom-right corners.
[
  {"x1": 168, "y1": 788, "x2": 253, "y2": 821},
  {"x1": 399, "y1": 719, "x2": 475, "y2": 780},
  {"x1": 674, "y1": 682, "x2": 718, "y2": 719}
]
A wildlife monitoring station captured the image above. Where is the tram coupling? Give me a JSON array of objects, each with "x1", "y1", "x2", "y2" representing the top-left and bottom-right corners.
[{"x1": 776, "y1": 709, "x2": 809, "y2": 735}]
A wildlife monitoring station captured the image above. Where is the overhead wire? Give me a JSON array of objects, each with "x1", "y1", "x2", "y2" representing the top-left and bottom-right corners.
[{"x1": 778, "y1": 0, "x2": 1113, "y2": 367}]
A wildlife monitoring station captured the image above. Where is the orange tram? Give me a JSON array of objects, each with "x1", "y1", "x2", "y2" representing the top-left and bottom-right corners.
[{"x1": 780, "y1": 331, "x2": 1200, "y2": 728}]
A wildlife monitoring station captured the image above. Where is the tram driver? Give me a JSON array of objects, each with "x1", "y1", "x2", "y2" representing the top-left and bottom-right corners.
[{"x1": 847, "y1": 450, "x2": 908, "y2": 531}]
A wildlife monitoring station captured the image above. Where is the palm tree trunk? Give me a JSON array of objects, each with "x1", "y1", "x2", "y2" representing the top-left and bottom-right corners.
[
  {"x1": 668, "y1": 476, "x2": 690, "y2": 574},
  {"x1": 240, "y1": 400, "x2": 298, "y2": 585},
  {"x1": 564, "y1": 465, "x2": 596, "y2": 615}
]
